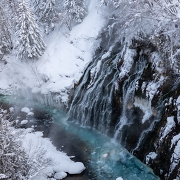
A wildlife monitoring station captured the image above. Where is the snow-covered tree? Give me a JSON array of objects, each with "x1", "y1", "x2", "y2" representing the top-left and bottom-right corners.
[
  {"x1": 63, "y1": 0, "x2": 86, "y2": 29},
  {"x1": 0, "y1": 3, "x2": 13, "y2": 56},
  {"x1": 35, "y1": 0, "x2": 56, "y2": 22},
  {"x1": 32, "y1": 0, "x2": 57, "y2": 33},
  {"x1": 0, "y1": 112, "x2": 30, "y2": 179},
  {"x1": 16, "y1": 1, "x2": 45, "y2": 60}
]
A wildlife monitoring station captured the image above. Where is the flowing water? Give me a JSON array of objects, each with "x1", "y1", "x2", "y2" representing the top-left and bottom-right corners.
[
  {"x1": 0, "y1": 95, "x2": 159, "y2": 180},
  {"x1": 114, "y1": 56, "x2": 147, "y2": 142}
]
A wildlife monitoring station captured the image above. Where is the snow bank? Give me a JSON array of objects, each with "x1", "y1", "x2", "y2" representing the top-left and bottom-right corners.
[
  {"x1": 19, "y1": 129, "x2": 85, "y2": 180},
  {"x1": 0, "y1": 0, "x2": 107, "y2": 104},
  {"x1": 35, "y1": 0, "x2": 107, "y2": 103}
]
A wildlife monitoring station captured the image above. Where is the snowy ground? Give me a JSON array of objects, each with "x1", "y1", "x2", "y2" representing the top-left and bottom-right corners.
[
  {"x1": 19, "y1": 128, "x2": 85, "y2": 180},
  {"x1": 0, "y1": 0, "x2": 107, "y2": 104}
]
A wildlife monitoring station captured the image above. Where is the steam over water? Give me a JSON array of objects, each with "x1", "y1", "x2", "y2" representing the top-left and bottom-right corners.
[{"x1": 0, "y1": 95, "x2": 159, "y2": 180}]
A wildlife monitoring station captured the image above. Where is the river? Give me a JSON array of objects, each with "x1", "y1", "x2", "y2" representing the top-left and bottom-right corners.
[{"x1": 0, "y1": 95, "x2": 160, "y2": 180}]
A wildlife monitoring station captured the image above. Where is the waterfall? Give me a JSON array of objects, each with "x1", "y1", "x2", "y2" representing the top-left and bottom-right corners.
[
  {"x1": 68, "y1": 52, "x2": 121, "y2": 135},
  {"x1": 114, "y1": 56, "x2": 147, "y2": 143}
]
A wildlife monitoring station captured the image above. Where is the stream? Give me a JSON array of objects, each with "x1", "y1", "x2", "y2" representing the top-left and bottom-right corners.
[{"x1": 0, "y1": 95, "x2": 160, "y2": 180}]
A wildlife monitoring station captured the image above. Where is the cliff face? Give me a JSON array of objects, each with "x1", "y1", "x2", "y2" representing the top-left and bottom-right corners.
[{"x1": 68, "y1": 12, "x2": 180, "y2": 179}]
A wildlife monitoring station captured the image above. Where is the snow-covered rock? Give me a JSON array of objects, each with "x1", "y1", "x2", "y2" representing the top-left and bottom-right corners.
[
  {"x1": 146, "y1": 152, "x2": 158, "y2": 164},
  {"x1": 21, "y1": 120, "x2": 28, "y2": 125},
  {"x1": 21, "y1": 107, "x2": 30, "y2": 113},
  {"x1": 116, "y1": 177, "x2": 123, "y2": 180}
]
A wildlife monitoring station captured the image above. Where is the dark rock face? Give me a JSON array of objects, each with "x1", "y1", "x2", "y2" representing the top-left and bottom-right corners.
[{"x1": 68, "y1": 25, "x2": 180, "y2": 179}]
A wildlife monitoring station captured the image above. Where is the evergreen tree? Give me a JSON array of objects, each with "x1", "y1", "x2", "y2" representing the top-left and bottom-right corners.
[
  {"x1": 63, "y1": 0, "x2": 86, "y2": 28},
  {"x1": 0, "y1": 3, "x2": 13, "y2": 56},
  {"x1": 16, "y1": 1, "x2": 45, "y2": 60},
  {"x1": 31, "y1": 0, "x2": 58, "y2": 34},
  {"x1": 39, "y1": 0, "x2": 56, "y2": 23}
]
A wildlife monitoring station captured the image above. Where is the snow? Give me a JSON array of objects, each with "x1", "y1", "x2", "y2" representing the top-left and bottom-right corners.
[
  {"x1": 35, "y1": 0, "x2": 107, "y2": 102},
  {"x1": 0, "y1": 174, "x2": 8, "y2": 179},
  {"x1": 171, "y1": 133, "x2": 180, "y2": 149},
  {"x1": 146, "y1": 76, "x2": 165, "y2": 100},
  {"x1": 102, "y1": 51, "x2": 111, "y2": 59},
  {"x1": 9, "y1": 107, "x2": 14, "y2": 112},
  {"x1": 0, "y1": 0, "x2": 107, "y2": 104},
  {"x1": 170, "y1": 140, "x2": 180, "y2": 174},
  {"x1": 160, "y1": 116, "x2": 175, "y2": 141},
  {"x1": 20, "y1": 120, "x2": 28, "y2": 125},
  {"x1": 119, "y1": 48, "x2": 136, "y2": 79},
  {"x1": 134, "y1": 97, "x2": 153, "y2": 123},
  {"x1": 146, "y1": 152, "x2": 158, "y2": 164},
  {"x1": 21, "y1": 107, "x2": 31, "y2": 113},
  {"x1": 116, "y1": 177, "x2": 124, "y2": 180},
  {"x1": 28, "y1": 112, "x2": 34, "y2": 116},
  {"x1": 176, "y1": 96, "x2": 180, "y2": 122},
  {"x1": 54, "y1": 172, "x2": 67, "y2": 179},
  {"x1": 102, "y1": 153, "x2": 109, "y2": 158},
  {"x1": 176, "y1": 96, "x2": 180, "y2": 104},
  {"x1": 18, "y1": 128, "x2": 85, "y2": 179}
]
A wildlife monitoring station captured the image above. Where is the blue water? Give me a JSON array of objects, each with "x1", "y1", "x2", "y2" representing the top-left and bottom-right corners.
[
  {"x1": 0, "y1": 95, "x2": 159, "y2": 180},
  {"x1": 53, "y1": 114, "x2": 159, "y2": 180}
]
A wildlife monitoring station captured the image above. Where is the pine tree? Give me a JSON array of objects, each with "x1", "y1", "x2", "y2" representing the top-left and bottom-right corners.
[
  {"x1": 63, "y1": 0, "x2": 86, "y2": 28},
  {"x1": 16, "y1": 1, "x2": 45, "y2": 60}
]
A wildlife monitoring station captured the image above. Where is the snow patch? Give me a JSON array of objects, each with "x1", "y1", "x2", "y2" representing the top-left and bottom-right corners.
[
  {"x1": 28, "y1": 112, "x2": 34, "y2": 116},
  {"x1": 170, "y1": 140, "x2": 180, "y2": 174},
  {"x1": 21, "y1": 120, "x2": 28, "y2": 125},
  {"x1": 9, "y1": 107, "x2": 14, "y2": 112},
  {"x1": 146, "y1": 76, "x2": 164, "y2": 100},
  {"x1": 21, "y1": 107, "x2": 31, "y2": 113},
  {"x1": 134, "y1": 97, "x2": 152, "y2": 123},
  {"x1": 119, "y1": 48, "x2": 136, "y2": 79},
  {"x1": 160, "y1": 116, "x2": 175, "y2": 141},
  {"x1": 116, "y1": 177, "x2": 124, "y2": 180},
  {"x1": 0, "y1": 174, "x2": 8, "y2": 179},
  {"x1": 146, "y1": 152, "x2": 158, "y2": 164},
  {"x1": 171, "y1": 133, "x2": 180, "y2": 149}
]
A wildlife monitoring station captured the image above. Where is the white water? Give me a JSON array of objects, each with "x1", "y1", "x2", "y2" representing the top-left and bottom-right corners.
[{"x1": 114, "y1": 56, "x2": 147, "y2": 141}]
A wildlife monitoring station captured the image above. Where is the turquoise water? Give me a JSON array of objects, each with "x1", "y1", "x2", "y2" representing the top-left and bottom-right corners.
[
  {"x1": 54, "y1": 114, "x2": 159, "y2": 180},
  {"x1": 0, "y1": 95, "x2": 159, "y2": 180}
]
